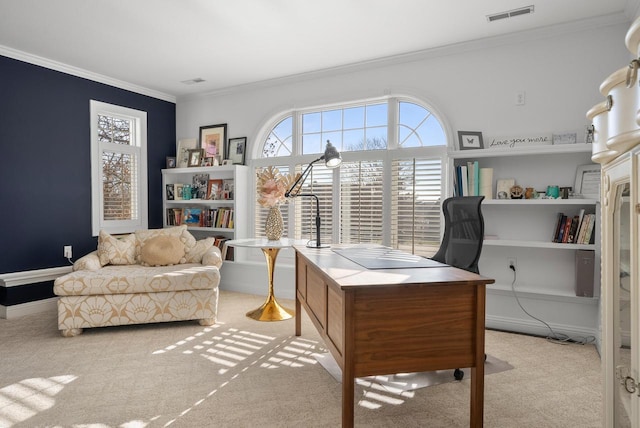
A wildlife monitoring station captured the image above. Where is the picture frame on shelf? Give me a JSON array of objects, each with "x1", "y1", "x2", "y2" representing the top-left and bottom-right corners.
[
  {"x1": 202, "y1": 156, "x2": 214, "y2": 167},
  {"x1": 176, "y1": 138, "x2": 197, "y2": 168},
  {"x1": 187, "y1": 149, "x2": 204, "y2": 167},
  {"x1": 207, "y1": 179, "x2": 224, "y2": 200},
  {"x1": 174, "y1": 183, "x2": 184, "y2": 201},
  {"x1": 166, "y1": 156, "x2": 176, "y2": 168},
  {"x1": 496, "y1": 178, "x2": 515, "y2": 199},
  {"x1": 165, "y1": 184, "x2": 175, "y2": 200},
  {"x1": 199, "y1": 123, "x2": 227, "y2": 162},
  {"x1": 227, "y1": 137, "x2": 247, "y2": 165},
  {"x1": 574, "y1": 164, "x2": 601, "y2": 199},
  {"x1": 457, "y1": 131, "x2": 484, "y2": 150}
]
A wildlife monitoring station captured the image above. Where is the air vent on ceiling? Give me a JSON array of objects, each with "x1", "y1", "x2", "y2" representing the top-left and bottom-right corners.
[
  {"x1": 181, "y1": 78, "x2": 206, "y2": 85},
  {"x1": 487, "y1": 5, "x2": 534, "y2": 22}
]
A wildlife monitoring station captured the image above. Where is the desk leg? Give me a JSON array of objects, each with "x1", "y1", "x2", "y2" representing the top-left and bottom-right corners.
[
  {"x1": 470, "y1": 285, "x2": 486, "y2": 427},
  {"x1": 342, "y1": 368, "x2": 355, "y2": 428},
  {"x1": 246, "y1": 247, "x2": 294, "y2": 322}
]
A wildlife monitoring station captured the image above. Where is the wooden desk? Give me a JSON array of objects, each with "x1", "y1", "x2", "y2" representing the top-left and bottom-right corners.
[{"x1": 294, "y1": 245, "x2": 495, "y2": 428}]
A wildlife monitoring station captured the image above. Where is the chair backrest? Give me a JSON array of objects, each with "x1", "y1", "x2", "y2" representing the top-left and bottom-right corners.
[{"x1": 431, "y1": 196, "x2": 485, "y2": 274}]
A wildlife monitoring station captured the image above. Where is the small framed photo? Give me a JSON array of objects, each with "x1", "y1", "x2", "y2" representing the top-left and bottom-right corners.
[
  {"x1": 202, "y1": 156, "x2": 214, "y2": 167},
  {"x1": 574, "y1": 164, "x2": 601, "y2": 199},
  {"x1": 457, "y1": 131, "x2": 484, "y2": 150},
  {"x1": 187, "y1": 149, "x2": 204, "y2": 167},
  {"x1": 166, "y1": 156, "x2": 177, "y2": 168},
  {"x1": 207, "y1": 179, "x2": 224, "y2": 200},
  {"x1": 199, "y1": 123, "x2": 227, "y2": 162},
  {"x1": 176, "y1": 138, "x2": 197, "y2": 168},
  {"x1": 227, "y1": 137, "x2": 247, "y2": 165},
  {"x1": 222, "y1": 159, "x2": 233, "y2": 166}
]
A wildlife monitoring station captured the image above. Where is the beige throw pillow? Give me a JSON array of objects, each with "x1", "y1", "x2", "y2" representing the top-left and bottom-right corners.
[
  {"x1": 185, "y1": 237, "x2": 215, "y2": 263},
  {"x1": 135, "y1": 225, "x2": 194, "y2": 264},
  {"x1": 97, "y1": 231, "x2": 137, "y2": 265},
  {"x1": 140, "y1": 235, "x2": 186, "y2": 266}
]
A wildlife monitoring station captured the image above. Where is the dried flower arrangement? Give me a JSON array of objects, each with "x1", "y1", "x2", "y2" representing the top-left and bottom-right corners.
[{"x1": 256, "y1": 166, "x2": 300, "y2": 208}]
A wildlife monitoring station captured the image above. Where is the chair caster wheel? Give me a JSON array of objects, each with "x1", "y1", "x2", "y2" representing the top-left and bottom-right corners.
[{"x1": 454, "y1": 368, "x2": 464, "y2": 381}]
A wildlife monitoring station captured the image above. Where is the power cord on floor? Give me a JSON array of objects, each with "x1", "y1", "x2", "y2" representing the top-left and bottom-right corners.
[{"x1": 509, "y1": 264, "x2": 595, "y2": 346}]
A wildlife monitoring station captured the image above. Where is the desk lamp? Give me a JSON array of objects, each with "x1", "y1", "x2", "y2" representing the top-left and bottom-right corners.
[{"x1": 285, "y1": 141, "x2": 342, "y2": 248}]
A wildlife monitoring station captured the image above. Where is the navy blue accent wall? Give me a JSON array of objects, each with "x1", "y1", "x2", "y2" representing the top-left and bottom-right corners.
[{"x1": 0, "y1": 55, "x2": 176, "y2": 304}]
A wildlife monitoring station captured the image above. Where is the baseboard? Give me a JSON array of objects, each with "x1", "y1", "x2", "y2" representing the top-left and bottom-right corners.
[
  {"x1": 0, "y1": 266, "x2": 72, "y2": 287},
  {"x1": 0, "y1": 266, "x2": 71, "y2": 319},
  {"x1": 486, "y1": 314, "x2": 600, "y2": 342},
  {"x1": 1, "y1": 297, "x2": 57, "y2": 319}
]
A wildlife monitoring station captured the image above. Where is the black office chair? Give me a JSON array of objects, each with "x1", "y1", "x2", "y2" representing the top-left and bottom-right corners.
[
  {"x1": 431, "y1": 196, "x2": 485, "y2": 380},
  {"x1": 431, "y1": 196, "x2": 485, "y2": 274}
]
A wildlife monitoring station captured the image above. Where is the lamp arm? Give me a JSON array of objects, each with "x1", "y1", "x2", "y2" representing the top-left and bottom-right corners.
[{"x1": 284, "y1": 157, "x2": 323, "y2": 198}]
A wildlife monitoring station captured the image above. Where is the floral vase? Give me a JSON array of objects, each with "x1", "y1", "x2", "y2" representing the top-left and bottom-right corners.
[{"x1": 265, "y1": 205, "x2": 284, "y2": 240}]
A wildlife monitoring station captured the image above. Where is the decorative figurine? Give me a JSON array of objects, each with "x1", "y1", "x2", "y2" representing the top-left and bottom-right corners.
[{"x1": 510, "y1": 185, "x2": 524, "y2": 199}]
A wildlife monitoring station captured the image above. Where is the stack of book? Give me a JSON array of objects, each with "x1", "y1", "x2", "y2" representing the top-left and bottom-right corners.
[{"x1": 552, "y1": 209, "x2": 595, "y2": 244}]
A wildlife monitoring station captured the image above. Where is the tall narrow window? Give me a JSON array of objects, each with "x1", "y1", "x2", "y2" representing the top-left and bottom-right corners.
[{"x1": 90, "y1": 100, "x2": 147, "y2": 236}]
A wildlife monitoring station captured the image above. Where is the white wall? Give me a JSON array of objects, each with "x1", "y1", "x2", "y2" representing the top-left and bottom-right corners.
[{"x1": 176, "y1": 19, "x2": 632, "y2": 305}]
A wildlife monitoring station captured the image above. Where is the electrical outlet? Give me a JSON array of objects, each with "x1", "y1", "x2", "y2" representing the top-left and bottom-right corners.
[
  {"x1": 516, "y1": 91, "x2": 526, "y2": 106},
  {"x1": 507, "y1": 257, "x2": 517, "y2": 270},
  {"x1": 64, "y1": 245, "x2": 72, "y2": 258}
]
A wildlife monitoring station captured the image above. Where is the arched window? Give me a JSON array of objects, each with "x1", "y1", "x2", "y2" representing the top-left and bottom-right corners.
[{"x1": 252, "y1": 96, "x2": 448, "y2": 257}]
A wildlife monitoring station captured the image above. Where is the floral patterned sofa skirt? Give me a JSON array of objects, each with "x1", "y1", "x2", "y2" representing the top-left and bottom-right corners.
[{"x1": 54, "y1": 226, "x2": 222, "y2": 337}]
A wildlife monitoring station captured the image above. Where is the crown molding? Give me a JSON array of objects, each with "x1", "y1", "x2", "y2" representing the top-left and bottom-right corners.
[
  {"x1": 0, "y1": 44, "x2": 176, "y2": 103},
  {"x1": 179, "y1": 12, "x2": 631, "y2": 102}
]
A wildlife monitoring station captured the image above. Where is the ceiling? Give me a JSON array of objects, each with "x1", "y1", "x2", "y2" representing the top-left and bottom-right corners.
[{"x1": 0, "y1": 0, "x2": 636, "y2": 100}]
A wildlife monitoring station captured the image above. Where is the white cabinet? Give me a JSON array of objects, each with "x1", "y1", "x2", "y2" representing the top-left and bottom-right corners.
[
  {"x1": 595, "y1": 16, "x2": 640, "y2": 428},
  {"x1": 161, "y1": 165, "x2": 249, "y2": 248},
  {"x1": 450, "y1": 145, "x2": 601, "y2": 340}
]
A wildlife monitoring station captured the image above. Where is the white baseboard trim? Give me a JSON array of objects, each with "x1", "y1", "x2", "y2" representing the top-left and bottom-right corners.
[
  {"x1": 486, "y1": 314, "x2": 600, "y2": 341},
  {"x1": 0, "y1": 266, "x2": 71, "y2": 319},
  {"x1": 1, "y1": 297, "x2": 57, "y2": 319},
  {"x1": 0, "y1": 266, "x2": 72, "y2": 287}
]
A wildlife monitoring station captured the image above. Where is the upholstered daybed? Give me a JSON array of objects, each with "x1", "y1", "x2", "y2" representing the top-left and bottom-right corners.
[{"x1": 54, "y1": 226, "x2": 222, "y2": 337}]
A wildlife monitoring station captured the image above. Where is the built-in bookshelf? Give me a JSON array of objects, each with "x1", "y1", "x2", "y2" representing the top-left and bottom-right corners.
[
  {"x1": 449, "y1": 143, "x2": 601, "y2": 339},
  {"x1": 161, "y1": 165, "x2": 249, "y2": 260}
]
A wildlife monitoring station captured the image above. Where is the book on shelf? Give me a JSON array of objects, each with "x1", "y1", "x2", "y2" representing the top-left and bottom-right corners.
[
  {"x1": 553, "y1": 212, "x2": 595, "y2": 244},
  {"x1": 454, "y1": 161, "x2": 491, "y2": 198}
]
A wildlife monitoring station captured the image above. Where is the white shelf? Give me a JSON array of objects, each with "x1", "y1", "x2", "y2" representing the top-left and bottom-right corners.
[
  {"x1": 166, "y1": 199, "x2": 234, "y2": 206},
  {"x1": 483, "y1": 239, "x2": 595, "y2": 250},
  {"x1": 487, "y1": 282, "x2": 599, "y2": 303},
  {"x1": 449, "y1": 143, "x2": 592, "y2": 159},
  {"x1": 483, "y1": 198, "x2": 598, "y2": 205}
]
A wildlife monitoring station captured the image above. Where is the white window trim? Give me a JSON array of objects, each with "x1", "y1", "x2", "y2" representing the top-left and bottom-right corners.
[
  {"x1": 250, "y1": 94, "x2": 450, "y2": 263},
  {"x1": 90, "y1": 100, "x2": 148, "y2": 236}
]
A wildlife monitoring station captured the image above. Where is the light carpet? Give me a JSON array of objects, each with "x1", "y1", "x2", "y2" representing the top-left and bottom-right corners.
[{"x1": 0, "y1": 290, "x2": 602, "y2": 427}]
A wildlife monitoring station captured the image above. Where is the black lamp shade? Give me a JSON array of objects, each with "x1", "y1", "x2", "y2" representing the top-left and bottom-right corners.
[{"x1": 323, "y1": 141, "x2": 342, "y2": 168}]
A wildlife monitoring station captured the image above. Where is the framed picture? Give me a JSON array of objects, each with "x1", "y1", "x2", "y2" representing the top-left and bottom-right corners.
[
  {"x1": 176, "y1": 138, "x2": 197, "y2": 168},
  {"x1": 574, "y1": 164, "x2": 601, "y2": 199},
  {"x1": 496, "y1": 178, "x2": 515, "y2": 199},
  {"x1": 207, "y1": 179, "x2": 224, "y2": 200},
  {"x1": 457, "y1": 131, "x2": 484, "y2": 150},
  {"x1": 187, "y1": 149, "x2": 204, "y2": 167},
  {"x1": 227, "y1": 137, "x2": 247, "y2": 165},
  {"x1": 202, "y1": 156, "x2": 214, "y2": 167},
  {"x1": 165, "y1": 184, "x2": 175, "y2": 200},
  {"x1": 166, "y1": 156, "x2": 176, "y2": 168},
  {"x1": 199, "y1": 123, "x2": 227, "y2": 162}
]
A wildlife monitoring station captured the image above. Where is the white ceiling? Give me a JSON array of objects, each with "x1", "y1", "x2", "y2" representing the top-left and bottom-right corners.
[{"x1": 0, "y1": 0, "x2": 637, "y2": 100}]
